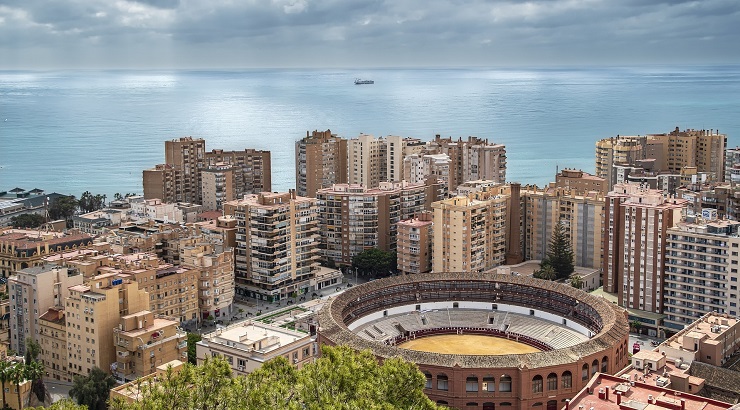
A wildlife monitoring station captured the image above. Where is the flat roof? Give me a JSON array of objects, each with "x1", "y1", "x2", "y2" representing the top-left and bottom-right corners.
[
  {"x1": 201, "y1": 320, "x2": 309, "y2": 355},
  {"x1": 663, "y1": 313, "x2": 738, "y2": 352}
]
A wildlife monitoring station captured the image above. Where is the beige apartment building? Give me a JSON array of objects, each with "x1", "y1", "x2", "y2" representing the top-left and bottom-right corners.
[
  {"x1": 317, "y1": 181, "x2": 437, "y2": 266},
  {"x1": 112, "y1": 310, "x2": 187, "y2": 383},
  {"x1": 603, "y1": 183, "x2": 687, "y2": 318},
  {"x1": 403, "y1": 153, "x2": 452, "y2": 195},
  {"x1": 664, "y1": 217, "x2": 740, "y2": 333},
  {"x1": 65, "y1": 275, "x2": 149, "y2": 378},
  {"x1": 180, "y1": 242, "x2": 235, "y2": 321},
  {"x1": 143, "y1": 137, "x2": 271, "y2": 205},
  {"x1": 0, "y1": 228, "x2": 93, "y2": 278},
  {"x1": 195, "y1": 320, "x2": 315, "y2": 375},
  {"x1": 201, "y1": 162, "x2": 234, "y2": 211},
  {"x1": 553, "y1": 168, "x2": 607, "y2": 195},
  {"x1": 521, "y1": 186, "x2": 605, "y2": 269},
  {"x1": 431, "y1": 185, "x2": 509, "y2": 272},
  {"x1": 397, "y1": 212, "x2": 433, "y2": 275},
  {"x1": 295, "y1": 129, "x2": 348, "y2": 198},
  {"x1": 9, "y1": 264, "x2": 83, "y2": 355},
  {"x1": 224, "y1": 191, "x2": 320, "y2": 302},
  {"x1": 38, "y1": 307, "x2": 69, "y2": 381},
  {"x1": 426, "y1": 135, "x2": 507, "y2": 188},
  {"x1": 658, "y1": 313, "x2": 739, "y2": 368},
  {"x1": 348, "y1": 133, "x2": 385, "y2": 188},
  {"x1": 191, "y1": 215, "x2": 237, "y2": 249}
]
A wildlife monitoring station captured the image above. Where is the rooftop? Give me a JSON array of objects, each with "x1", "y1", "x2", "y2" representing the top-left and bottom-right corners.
[
  {"x1": 200, "y1": 320, "x2": 309, "y2": 357},
  {"x1": 663, "y1": 313, "x2": 738, "y2": 353}
]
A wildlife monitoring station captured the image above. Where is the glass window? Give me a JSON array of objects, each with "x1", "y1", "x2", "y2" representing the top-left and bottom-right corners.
[{"x1": 532, "y1": 375, "x2": 543, "y2": 393}]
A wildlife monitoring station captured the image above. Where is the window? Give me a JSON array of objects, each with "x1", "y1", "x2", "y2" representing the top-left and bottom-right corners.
[
  {"x1": 582, "y1": 364, "x2": 589, "y2": 381},
  {"x1": 562, "y1": 371, "x2": 572, "y2": 389},
  {"x1": 499, "y1": 375, "x2": 512, "y2": 392},
  {"x1": 601, "y1": 356, "x2": 608, "y2": 373},
  {"x1": 532, "y1": 375, "x2": 543, "y2": 393},
  {"x1": 466, "y1": 376, "x2": 479, "y2": 392},
  {"x1": 424, "y1": 372, "x2": 432, "y2": 389},
  {"x1": 437, "y1": 374, "x2": 448, "y2": 391},
  {"x1": 592, "y1": 359, "x2": 599, "y2": 376},
  {"x1": 483, "y1": 376, "x2": 495, "y2": 392},
  {"x1": 547, "y1": 373, "x2": 557, "y2": 391}
]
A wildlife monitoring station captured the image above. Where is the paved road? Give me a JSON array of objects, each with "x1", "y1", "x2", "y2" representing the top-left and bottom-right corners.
[{"x1": 44, "y1": 379, "x2": 73, "y2": 403}]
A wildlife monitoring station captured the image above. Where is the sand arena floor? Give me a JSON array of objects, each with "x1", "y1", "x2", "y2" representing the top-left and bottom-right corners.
[{"x1": 398, "y1": 334, "x2": 542, "y2": 355}]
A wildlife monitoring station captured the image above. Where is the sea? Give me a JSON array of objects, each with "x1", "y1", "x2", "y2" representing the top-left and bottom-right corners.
[{"x1": 1, "y1": 66, "x2": 739, "y2": 199}]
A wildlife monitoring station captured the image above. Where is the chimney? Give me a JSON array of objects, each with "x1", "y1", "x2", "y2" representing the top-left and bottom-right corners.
[
  {"x1": 616, "y1": 392, "x2": 621, "y2": 405},
  {"x1": 605, "y1": 386, "x2": 610, "y2": 401},
  {"x1": 565, "y1": 399, "x2": 570, "y2": 410}
]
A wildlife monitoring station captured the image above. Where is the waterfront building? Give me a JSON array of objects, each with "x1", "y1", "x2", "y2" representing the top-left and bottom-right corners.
[
  {"x1": 9, "y1": 264, "x2": 82, "y2": 354},
  {"x1": 72, "y1": 209, "x2": 126, "y2": 235},
  {"x1": 200, "y1": 162, "x2": 234, "y2": 211},
  {"x1": 224, "y1": 191, "x2": 320, "y2": 301},
  {"x1": 603, "y1": 183, "x2": 687, "y2": 333},
  {"x1": 426, "y1": 135, "x2": 507, "y2": 188},
  {"x1": 295, "y1": 129, "x2": 348, "y2": 198},
  {"x1": 552, "y1": 168, "x2": 607, "y2": 195}
]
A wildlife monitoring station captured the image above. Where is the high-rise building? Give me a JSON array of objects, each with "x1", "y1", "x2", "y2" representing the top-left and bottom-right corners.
[
  {"x1": 38, "y1": 307, "x2": 69, "y2": 381},
  {"x1": 431, "y1": 185, "x2": 510, "y2": 273},
  {"x1": 725, "y1": 147, "x2": 740, "y2": 184},
  {"x1": 521, "y1": 186, "x2": 605, "y2": 269},
  {"x1": 9, "y1": 264, "x2": 83, "y2": 354},
  {"x1": 425, "y1": 135, "x2": 507, "y2": 189},
  {"x1": 317, "y1": 181, "x2": 438, "y2": 266},
  {"x1": 397, "y1": 212, "x2": 433, "y2": 275},
  {"x1": 295, "y1": 129, "x2": 348, "y2": 198},
  {"x1": 595, "y1": 136, "x2": 648, "y2": 188},
  {"x1": 65, "y1": 275, "x2": 149, "y2": 378},
  {"x1": 663, "y1": 217, "x2": 740, "y2": 332},
  {"x1": 603, "y1": 183, "x2": 687, "y2": 316},
  {"x1": 180, "y1": 242, "x2": 235, "y2": 321},
  {"x1": 348, "y1": 134, "x2": 385, "y2": 188},
  {"x1": 553, "y1": 168, "x2": 607, "y2": 195},
  {"x1": 201, "y1": 162, "x2": 234, "y2": 211},
  {"x1": 403, "y1": 153, "x2": 452, "y2": 195},
  {"x1": 143, "y1": 137, "x2": 271, "y2": 205},
  {"x1": 224, "y1": 191, "x2": 320, "y2": 301}
]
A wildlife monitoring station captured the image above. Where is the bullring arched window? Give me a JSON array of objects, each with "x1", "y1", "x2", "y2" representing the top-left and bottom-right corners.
[
  {"x1": 466, "y1": 376, "x2": 479, "y2": 392},
  {"x1": 581, "y1": 364, "x2": 589, "y2": 381},
  {"x1": 601, "y1": 356, "x2": 609, "y2": 373},
  {"x1": 437, "y1": 374, "x2": 449, "y2": 391},
  {"x1": 532, "y1": 375, "x2": 543, "y2": 393},
  {"x1": 499, "y1": 375, "x2": 512, "y2": 392},
  {"x1": 562, "y1": 371, "x2": 572, "y2": 389},
  {"x1": 547, "y1": 373, "x2": 557, "y2": 391},
  {"x1": 483, "y1": 376, "x2": 495, "y2": 392},
  {"x1": 423, "y1": 372, "x2": 432, "y2": 389},
  {"x1": 591, "y1": 359, "x2": 599, "y2": 376}
]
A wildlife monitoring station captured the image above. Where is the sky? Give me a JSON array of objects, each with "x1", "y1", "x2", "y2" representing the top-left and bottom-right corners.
[{"x1": 1, "y1": 0, "x2": 739, "y2": 69}]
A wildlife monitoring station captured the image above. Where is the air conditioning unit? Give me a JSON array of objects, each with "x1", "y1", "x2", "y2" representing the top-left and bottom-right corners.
[{"x1": 237, "y1": 366, "x2": 244, "y2": 371}]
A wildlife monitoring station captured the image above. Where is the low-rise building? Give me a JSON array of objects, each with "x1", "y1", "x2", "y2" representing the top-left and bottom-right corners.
[
  {"x1": 109, "y1": 360, "x2": 185, "y2": 404},
  {"x1": 658, "y1": 313, "x2": 740, "y2": 368},
  {"x1": 196, "y1": 320, "x2": 315, "y2": 376}
]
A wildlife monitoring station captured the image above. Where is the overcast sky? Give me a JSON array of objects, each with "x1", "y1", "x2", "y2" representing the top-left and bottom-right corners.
[{"x1": 1, "y1": 0, "x2": 738, "y2": 69}]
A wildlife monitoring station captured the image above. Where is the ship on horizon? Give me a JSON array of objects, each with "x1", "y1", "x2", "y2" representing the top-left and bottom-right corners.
[{"x1": 354, "y1": 78, "x2": 374, "y2": 85}]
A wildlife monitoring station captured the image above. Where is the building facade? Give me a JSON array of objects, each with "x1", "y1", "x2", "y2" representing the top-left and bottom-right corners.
[
  {"x1": 38, "y1": 307, "x2": 69, "y2": 381},
  {"x1": 295, "y1": 129, "x2": 348, "y2": 198},
  {"x1": 397, "y1": 212, "x2": 434, "y2": 275},
  {"x1": 180, "y1": 242, "x2": 235, "y2": 321},
  {"x1": 201, "y1": 162, "x2": 234, "y2": 211}
]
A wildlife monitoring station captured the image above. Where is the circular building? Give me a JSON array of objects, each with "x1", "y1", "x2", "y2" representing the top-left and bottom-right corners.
[{"x1": 317, "y1": 272, "x2": 630, "y2": 410}]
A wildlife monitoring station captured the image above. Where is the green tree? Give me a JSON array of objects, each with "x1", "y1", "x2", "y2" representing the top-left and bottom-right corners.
[
  {"x1": 69, "y1": 367, "x2": 116, "y2": 410},
  {"x1": 24, "y1": 338, "x2": 48, "y2": 403},
  {"x1": 544, "y1": 219, "x2": 575, "y2": 280},
  {"x1": 186, "y1": 332, "x2": 202, "y2": 365},
  {"x1": 48, "y1": 195, "x2": 78, "y2": 222},
  {"x1": 570, "y1": 275, "x2": 584, "y2": 290},
  {"x1": 10, "y1": 214, "x2": 45, "y2": 229},
  {"x1": 28, "y1": 398, "x2": 87, "y2": 410},
  {"x1": 0, "y1": 360, "x2": 12, "y2": 410},
  {"x1": 352, "y1": 248, "x2": 397, "y2": 278},
  {"x1": 8, "y1": 363, "x2": 26, "y2": 410},
  {"x1": 79, "y1": 191, "x2": 107, "y2": 213},
  {"x1": 631, "y1": 320, "x2": 643, "y2": 334},
  {"x1": 533, "y1": 263, "x2": 557, "y2": 281}
]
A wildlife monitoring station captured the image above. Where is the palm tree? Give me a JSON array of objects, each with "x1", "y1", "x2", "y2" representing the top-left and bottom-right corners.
[
  {"x1": 0, "y1": 360, "x2": 11, "y2": 410},
  {"x1": 534, "y1": 264, "x2": 557, "y2": 281},
  {"x1": 570, "y1": 275, "x2": 584, "y2": 290},
  {"x1": 24, "y1": 361, "x2": 45, "y2": 405},
  {"x1": 8, "y1": 363, "x2": 25, "y2": 410}
]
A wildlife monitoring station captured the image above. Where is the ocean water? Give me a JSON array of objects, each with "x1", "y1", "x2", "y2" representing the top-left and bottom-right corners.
[{"x1": 1, "y1": 66, "x2": 739, "y2": 199}]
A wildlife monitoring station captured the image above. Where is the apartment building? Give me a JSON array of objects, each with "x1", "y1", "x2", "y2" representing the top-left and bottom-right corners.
[
  {"x1": 426, "y1": 135, "x2": 507, "y2": 188},
  {"x1": 317, "y1": 181, "x2": 437, "y2": 266},
  {"x1": 65, "y1": 275, "x2": 149, "y2": 378},
  {"x1": 724, "y1": 147, "x2": 740, "y2": 184},
  {"x1": 658, "y1": 313, "x2": 739, "y2": 368},
  {"x1": 348, "y1": 134, "x2": 385, "y2": 188},
  {"x1": 129, "y1": 198, "x2": 203, "y2": 225},
  {"x1": 295, "y1": 129, "x2": 348, "y2": 198},
  {"x1": 521, "y1": 186, "x2": 605, "y2": 269},
  {"x1": 195, "y1": 320, "x2": 315, "y2": 375},
  {"x1": 595, "y1": 135, "x2": 648, "y2": 189},
  {"x1": 112, "y1": 310, "x2": 187, "y2": 383},
  {"x1": 72, "y1": 209, "x2": 126, "y2": 235},
  {"x1": 431, "y1": 185, "x2": 510, "y2": 272},
  {"x1": 224, "y1": 191, "x2": 320, "y2": 302},
  {"x1": 201, "y1": 162, "x2": 234, "y2": 211},
  {"x1": 180, "y1": 242, "x2": 235, "y2": 321},
  {"x1": 397, "y1": 212, "x2": 433, "y2": 275},
  {"x1": 664, "y1": 217, "x2": 740, "y2": 332},
  {"x1": 143, "y1": 137, "x2": 271, "y2": 205},
  {"x1": 0, "y1": 228, "x2": 93, "y2": 278},
  {"x1": 553, "y1": 168, "x2": 607, "y2": 195},
  {"x1": 38, "y1": 307, "x2": 69, "y2": 381},
  {"x1": 403, "y1": 153, "x2": 452, "y2": 195},
  {"x1": 603, "y1": 183, "x2": 687, "y2": 317},
  {"x1": 9, "y1": 264, "x2": 82, "y2": 355},
  {"x1": 191, "y1": 215, "x2": 238, "y2": 249}
]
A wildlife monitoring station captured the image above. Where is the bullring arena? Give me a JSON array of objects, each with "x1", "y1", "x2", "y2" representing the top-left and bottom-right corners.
[{"x1": 317, "y1": 272, "x2": 630, "y2": 410}]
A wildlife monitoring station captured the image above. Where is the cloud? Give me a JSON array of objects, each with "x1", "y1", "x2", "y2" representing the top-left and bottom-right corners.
[{"x1": 0, "y1": 0, "x2": 738, "y2": 68}]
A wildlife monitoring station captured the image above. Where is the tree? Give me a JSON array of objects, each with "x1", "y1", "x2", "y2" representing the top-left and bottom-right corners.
[
  {"x1": 24, "y1": 361, "x2": 45, "y2": 405},
  {"x1": 69, "y1": 367, "x2": 116, "y2": 410},
  {"x1": 544, "y1": 219, "x2": 575, "y2": 280},
  {"x1": 352, "y1": 248, "x2": 397, "y2": 278},
  {"x1": 79, "y1": 191, "x2": 107, "y2": 213},
  {"x1": 570, "y1": 275, "x2": 584, "y2": 290},
  {"x1": 0, "y1": 360, "x2": 11, "y2": 410},
  {"x1": 48, "y1": 195, "x2": 78, "y2": 222},
  {"x1": 28, "y1": 399, "x2": 87, "y2": 410},
  {"x1": 10, "y1": 214, "x2": 45, "y2": 229},
  {"x1": 8, "y1": 363, "x2": 26, "y2": 410},
  {"x1": 186, "y1": 333, "x2": 202, "y2": 365},
  {"x1": 533, "y1": 263, "x2": 557, "y2": 281},
  {"x1": 631, "y1": 320, "x2": 643, "y2": 334}
]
